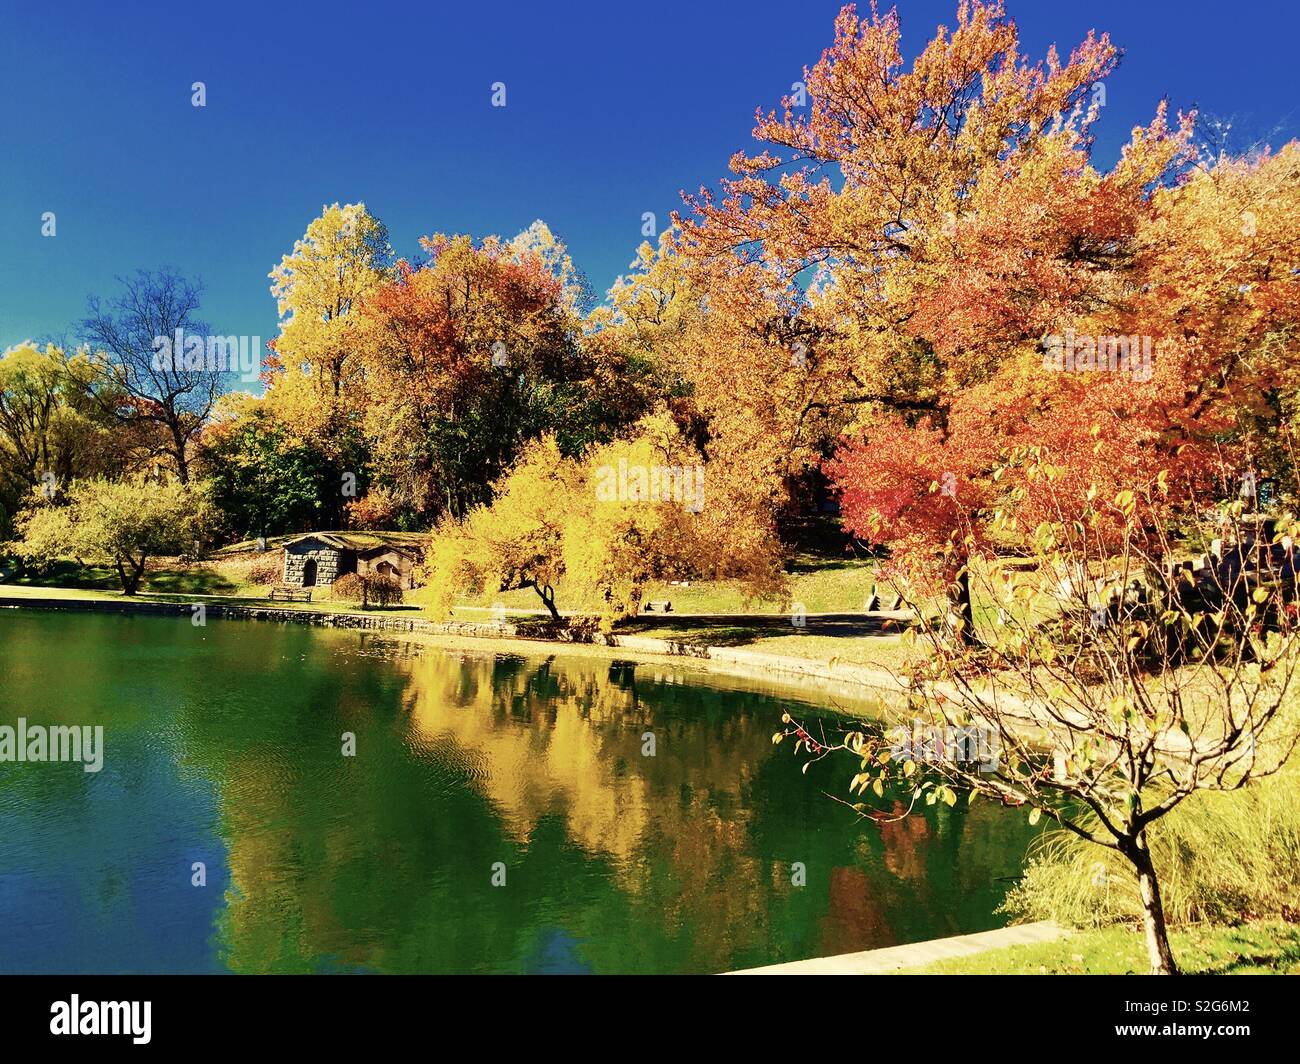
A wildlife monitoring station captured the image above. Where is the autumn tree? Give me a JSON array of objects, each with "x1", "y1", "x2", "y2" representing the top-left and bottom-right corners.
[
  {"x1": 260, "y1": 203, "x2": 391, "y2": 527},
  {"x1": 268, "y1": 202, "x2": 392, "y2": 402},
  {"x1": 425, "y1": 435, "x2": 577, "y2": 621},
  {"x1": 829, "y1": 140, "x2": 1300, "y2": 634},
  {"x1": 10, "y1": 476, "x2": 211, "y2": 594},
  {"x1": 355, "y1": 226, "x2": 639, "y2": 524},
  {"x1": 595, "y1": 232, "x2": 804, "y2": 570},
  {"x1": 424, "y1": 409, "x2": 784, "y2": 624},
  {"x1": 566, "y1": 408, "x2": 739, "y2": 622},
  {"x1": 672, "y1": 1, "x2": 1216, "y2": 634},
  {"x1": 0, "y1": 343, "x2": 122, "y2": 536},
  {"x1": 779, "y1": 459, "x2": 1300, "y2": 974}
]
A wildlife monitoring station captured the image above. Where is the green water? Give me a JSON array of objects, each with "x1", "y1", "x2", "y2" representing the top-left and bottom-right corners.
[{"x1": 0, "y1": 610, "x2": 1039, "y2": 974}]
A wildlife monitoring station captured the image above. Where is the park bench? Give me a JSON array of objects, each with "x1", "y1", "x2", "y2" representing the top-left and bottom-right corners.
[
  {"x1": 863, "y1": 586, "x2": 904, "y2": 611},
  {"x1": 643, "y1": 600, "x2": 673, "y2": 613},
  {"x1": 269, "y1": 586, "x2": 312, "y2": 602}
]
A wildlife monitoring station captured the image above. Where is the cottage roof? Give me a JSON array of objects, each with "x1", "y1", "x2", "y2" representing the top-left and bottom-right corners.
[
  {"x1": 356, "y1": 543, "x2": 421, "y2": 559},
  {"x1": 282, "y1": 532, "x2": 426, "y2": 553},
  {"x1": 282, "y1": 532, "x2": 357, "y2": 551}
]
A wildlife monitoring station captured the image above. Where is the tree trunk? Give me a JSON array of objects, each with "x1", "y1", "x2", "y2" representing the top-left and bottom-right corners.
[
  {"x1": 118, "y1": 555, "x2": 145, "y2": 596},
  {"x1": 531, "y1": 582, "x2": 562, "y2": 623},
  {"x1": 947, "y1": 550, "x2": 977, "y2": 647},
  {"x1": 171, "y1": 426, "x2": 190, "y2": 484},
  {"x1": 1124, "y1": 834, "x2": 1179, "y2": 975}
]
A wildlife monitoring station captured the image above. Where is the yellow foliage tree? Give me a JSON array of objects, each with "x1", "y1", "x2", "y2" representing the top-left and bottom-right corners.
[
  {"x1": 425, "y1": 435, "x2": 577, "y2": 622},
  {"x1": 267, "y1": 202, "x2": 391, "y2": 411},
  {"x1": 424, "y1": 409, "x2": 784, "y2": 625},
  {"x1": 9, "y1": 477, "x2": 210, "y2": 595}
]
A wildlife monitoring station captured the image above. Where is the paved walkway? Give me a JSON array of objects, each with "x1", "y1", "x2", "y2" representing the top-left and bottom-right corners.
[{"x1": 728, "y1": 921, "x2": 1067, "y2": 974}]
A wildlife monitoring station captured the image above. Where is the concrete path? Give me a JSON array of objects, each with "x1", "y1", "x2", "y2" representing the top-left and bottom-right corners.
[{"x1": 728, "y1": 920, "x2": 1067, "y2": 975}]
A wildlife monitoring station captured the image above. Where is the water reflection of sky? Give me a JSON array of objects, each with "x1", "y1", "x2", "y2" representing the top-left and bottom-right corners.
[{"x1": 0, "y1": 734, "x2": 228, "y2": 973}]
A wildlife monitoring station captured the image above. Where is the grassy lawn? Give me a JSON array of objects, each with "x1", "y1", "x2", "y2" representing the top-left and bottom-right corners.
[
  {"x1": 417, "y1": 552, "x2": 892, "y2": 616},
  {"x1": 0, "y1": 559, "x2": 417, "y2": 616},
  {"x1": 905, "y1": 920, "x2": 1300, "y2": 974},
  {"x1": 743, "y1": 632, "x2": 917, "y2": 672},
  {"x1": 609, "y1": 621, "x2": 918, "y2": 672},
  {"x1": 5, "y1": 560, "x2": 150, "y2": 592},
  {"x1": 5, "y1": 558, "x2": 251, "y2": 597}
]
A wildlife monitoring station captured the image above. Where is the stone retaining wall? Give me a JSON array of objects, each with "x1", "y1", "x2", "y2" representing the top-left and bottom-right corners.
[{"x1": 0, "y1": 595, "x2": 557, "y2": 639}]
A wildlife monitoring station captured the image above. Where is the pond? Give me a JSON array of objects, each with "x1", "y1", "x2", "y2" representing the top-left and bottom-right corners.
[{"x1": 0, "y1": 610, "x2": 1039, "y2": 974}]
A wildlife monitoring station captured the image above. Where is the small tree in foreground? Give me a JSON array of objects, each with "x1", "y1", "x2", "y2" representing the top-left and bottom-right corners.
[
  {"x1": 781, "y1": 457, "x2": 1300, "y2": 974},
  {"x1": 9, "y1": 477, "x2": 208, "y2": 594}
]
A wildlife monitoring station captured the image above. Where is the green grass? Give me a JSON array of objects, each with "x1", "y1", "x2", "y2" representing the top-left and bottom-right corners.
[
  {"x1": 662, "y1": 554, "x2": 885, "y2": 614},
  {"x1": 904, "y1": 919, "x2": 1300, "y2": 974},
  {"x1": 414, "y1": 552, "x2": 890, "y2": 617},
  {"x1": 6, "y1": 560, "x2": 125, "y2": 591},
  {"x1": 7, "y1": 559, "x2": 245, "y2": 596},
  {"x1": 0, "y1": 583, "x2": 127, "y2": 602},
  {"x1": 743, "y1": 632, "x2": 917, "y2": 673},
  {"x1": 0, "y1": 570, "x2": 420, "y2": 616}
]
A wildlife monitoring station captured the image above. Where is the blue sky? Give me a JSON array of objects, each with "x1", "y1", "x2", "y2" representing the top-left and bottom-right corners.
[{"x1": 1, "y1": 0, "x2": 1297, "y2": 353}]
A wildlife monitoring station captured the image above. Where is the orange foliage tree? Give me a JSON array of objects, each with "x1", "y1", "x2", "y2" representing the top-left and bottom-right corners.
[
  {"x1": 676, "y1": 0, "x2": 1300, "y2": 635},
  {"x1": 356, "y1": 230, "x2": 656, "y2": 524}
]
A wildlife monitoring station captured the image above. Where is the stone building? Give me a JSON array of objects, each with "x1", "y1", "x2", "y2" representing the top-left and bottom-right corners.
[
  {"x1": 355, "y1": 544, "x2": 419, "y2": 587},
  {"x1": 281, "y1": 533, "x2": 423, "y2": 590}
]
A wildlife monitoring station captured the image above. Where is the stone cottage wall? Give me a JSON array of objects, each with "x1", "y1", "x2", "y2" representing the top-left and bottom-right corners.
[{"x1": 283, "y1": 546, "x2": 341, "y2": 586}]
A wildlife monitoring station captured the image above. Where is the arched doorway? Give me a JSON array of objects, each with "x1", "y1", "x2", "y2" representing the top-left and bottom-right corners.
[
  {"x1": 302, "y1": 558, "x2": 318, "y2": 587},
  {"x1": 376, "y1": 561, "x2": 397, "y2": 580}
]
